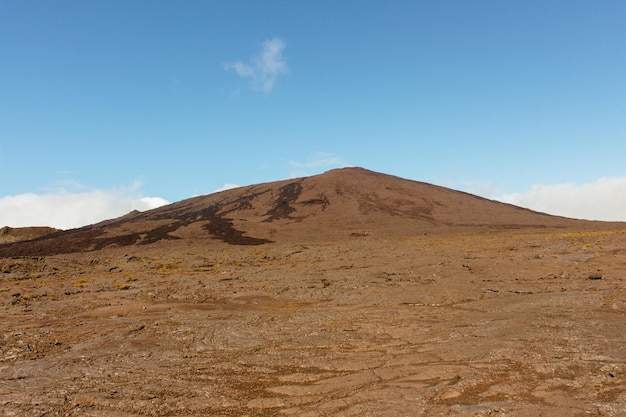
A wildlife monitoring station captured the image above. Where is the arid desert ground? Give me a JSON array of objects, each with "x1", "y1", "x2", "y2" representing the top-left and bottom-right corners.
[{"x1": 1, "y1": 168, "x2": 625, "y2": 416}]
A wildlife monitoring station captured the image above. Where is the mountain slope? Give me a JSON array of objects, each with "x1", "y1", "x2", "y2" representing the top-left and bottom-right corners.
[
  {"x1": 0, "y1": 226, "x2": 60, "y2": 245},
  {"x1": 0, "y1": 168, "x2": 610, "y2": 256}
]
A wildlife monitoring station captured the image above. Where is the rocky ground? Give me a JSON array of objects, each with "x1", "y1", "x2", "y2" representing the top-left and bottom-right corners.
[{"x1": 1, "y1": 228, "x2": 625, "y2": 416}]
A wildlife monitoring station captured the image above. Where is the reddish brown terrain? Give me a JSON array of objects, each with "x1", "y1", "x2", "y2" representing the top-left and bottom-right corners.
[
  {"x1": 1, "y1": 167, "x2": 625, "y2": 416},
  {"x1": 0, "y1": 226, "x2": 59, "y2": 245}
]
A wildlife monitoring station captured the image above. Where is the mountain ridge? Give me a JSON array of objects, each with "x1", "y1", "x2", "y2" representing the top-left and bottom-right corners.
[{"x1": 0, "y1": 167, "x2": 618, "y2": 257}]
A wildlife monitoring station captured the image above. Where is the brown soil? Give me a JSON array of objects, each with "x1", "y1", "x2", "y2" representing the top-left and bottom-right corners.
[{"x1": 1, "y1": 168, "x2": 625, "y2": 416}]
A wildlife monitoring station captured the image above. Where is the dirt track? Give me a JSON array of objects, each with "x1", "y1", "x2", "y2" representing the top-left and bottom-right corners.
[{"x1": 2, "y1": 228, "x2": 625, "y2": 416}]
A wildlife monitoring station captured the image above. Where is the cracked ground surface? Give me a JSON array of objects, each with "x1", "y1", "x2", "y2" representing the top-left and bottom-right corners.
[{"x1": 1, "y1": 228, "x2": 626, "y2": 416}]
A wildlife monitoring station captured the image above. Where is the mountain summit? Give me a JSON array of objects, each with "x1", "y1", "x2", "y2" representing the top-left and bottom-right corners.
[{"x1": 0, "y1": 168, "x2": 602, "y2": 256}]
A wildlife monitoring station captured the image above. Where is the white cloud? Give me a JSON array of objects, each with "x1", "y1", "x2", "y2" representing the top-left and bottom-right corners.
[
  {"x1": 0, "y1": 184, "x2": 170, "y2": 230},
  {"x1": 214, "y1": 183, "x2": 241, "y2": 193},
  {"x1": 287, "y1": 152, "x2": 349, "y2": 177},
  {"x1": 455, "y1": 180, "x2": 505, "y2": 199},
  {"x1": 496, "y1": 177, "x2": 626, "y2": 221},
  {"x1": 288, "y1": 152, "x2": 348, "y2": 169},
  {"x1": 224, "y1": 38, "x2": 288, "y2": 92},
  {"x1": 139, "y1": 196, "x2": 170, "y2": 207},
  {"x1": 226, "y1": 62, "x2": 255, "y2": 78}
]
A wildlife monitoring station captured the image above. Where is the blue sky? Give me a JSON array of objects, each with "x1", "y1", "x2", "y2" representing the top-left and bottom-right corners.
[{"x1": 1, "y1": 1, "x2": 625, "y2": 228}]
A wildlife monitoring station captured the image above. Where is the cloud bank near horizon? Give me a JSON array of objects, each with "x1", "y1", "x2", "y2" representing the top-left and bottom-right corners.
[
  {"x1": 224, "y1": 38, "x2": 288, "y2": 92},
  {"x1": 0, "y1": 185, "x2": 169, "y2": 230},
  {"x1": 495, "y1": 177, "x2": 626, "y2": 222}
]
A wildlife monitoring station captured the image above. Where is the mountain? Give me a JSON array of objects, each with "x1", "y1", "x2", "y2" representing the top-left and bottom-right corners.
[{"x1": 0, "y1": 167, "x2": 610, "y2": 257}]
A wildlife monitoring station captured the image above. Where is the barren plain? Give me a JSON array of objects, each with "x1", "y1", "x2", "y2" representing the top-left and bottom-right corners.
[{"x1": 1, "y1": 168, "x2": 625, "y2": 416}]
